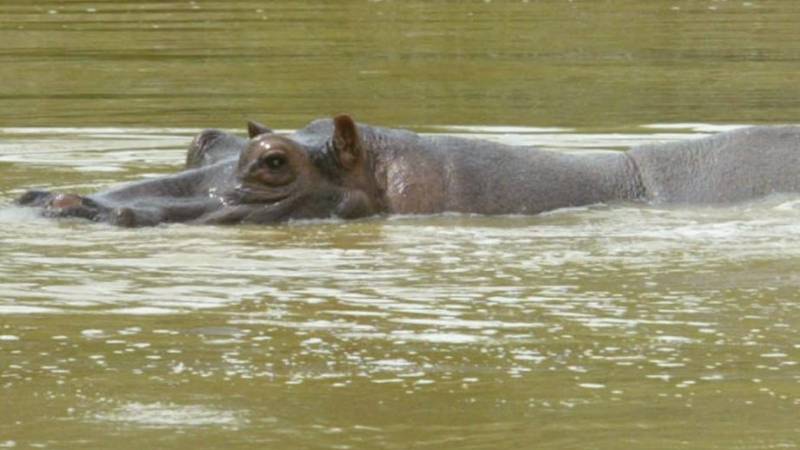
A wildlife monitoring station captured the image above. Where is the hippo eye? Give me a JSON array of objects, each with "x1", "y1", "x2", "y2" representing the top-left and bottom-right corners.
[
  {"x1": 259, "y1": 154, "x2": 287, "y2": 170},
  {"x1": 244, "y1": 149, "x2": 295, "y2": 187}
]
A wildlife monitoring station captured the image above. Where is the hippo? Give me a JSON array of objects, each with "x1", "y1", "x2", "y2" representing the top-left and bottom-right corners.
[{"x1": 15, "y1": 115, "x2": 800, "y2": 226}]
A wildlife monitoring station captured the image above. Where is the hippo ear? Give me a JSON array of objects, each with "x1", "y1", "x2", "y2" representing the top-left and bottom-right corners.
[
  {"x1": 332, "y1": 114, "x2": 362, "y2": 170},
  {"x1": 247, "y1": 121, "x2": 273, "y2": 139}
]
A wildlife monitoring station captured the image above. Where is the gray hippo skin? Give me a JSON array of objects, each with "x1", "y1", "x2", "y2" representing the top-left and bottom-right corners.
[{"x1": 15, "y1": 115, "x2": 800, "y2": 226}]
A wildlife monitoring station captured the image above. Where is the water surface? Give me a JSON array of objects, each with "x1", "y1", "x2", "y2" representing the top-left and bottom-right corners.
[
  {"x1": 2, "y1": 1, "x2": 800, "y2": 128},
  {"x1": 2, "y1": 126, "x2": 799, "y2": 449}
]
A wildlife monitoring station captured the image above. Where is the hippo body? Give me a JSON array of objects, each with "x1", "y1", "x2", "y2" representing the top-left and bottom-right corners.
[
  {"x1": 16, "y1": 116, "x2": 800, "y2": 226},
  {"x1": 629, "y1": 128, "x2": 800, "y2": 204}
]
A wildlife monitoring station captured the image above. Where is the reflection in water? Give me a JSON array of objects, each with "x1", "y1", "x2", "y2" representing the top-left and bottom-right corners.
[{"x1": 1, "y1": 128, "x2": 799, "y2": 449}]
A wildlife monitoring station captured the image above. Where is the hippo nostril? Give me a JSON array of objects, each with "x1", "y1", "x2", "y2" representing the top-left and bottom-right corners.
[{"x1": 49, "y1": 193, "x2": 84, "y2": 209}]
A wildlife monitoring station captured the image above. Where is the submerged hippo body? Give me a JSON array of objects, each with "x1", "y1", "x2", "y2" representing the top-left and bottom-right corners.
[{"x1": 16, "y1": 115, "x2": 800, "y2": 226}]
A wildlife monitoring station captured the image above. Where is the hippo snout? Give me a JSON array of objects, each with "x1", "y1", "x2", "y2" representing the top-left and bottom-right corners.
[
  {"x1": 17, "y1": 190, "x2": 106, "y2": 222},
  {"x1": 16, "y1": 190, "x2": 55, "y2": 207},
  {"x1": 17, "y1": 190, "x2": 88, "y2": 209}
]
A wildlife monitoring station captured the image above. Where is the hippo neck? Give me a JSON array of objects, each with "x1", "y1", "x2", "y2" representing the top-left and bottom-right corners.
[{"x1": 361, "y1": 127, "x2": 645, "y2": 216}]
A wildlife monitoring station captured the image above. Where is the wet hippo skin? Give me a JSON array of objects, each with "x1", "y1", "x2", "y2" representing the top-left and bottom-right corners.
[{"x1": 16, "y1": 115, "x2": 800, "y2": 226}]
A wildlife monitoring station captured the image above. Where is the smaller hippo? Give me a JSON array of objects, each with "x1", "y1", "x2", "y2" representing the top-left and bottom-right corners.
[{"x1": 16, "y1": 115, "x2": 800, "y2": 226}]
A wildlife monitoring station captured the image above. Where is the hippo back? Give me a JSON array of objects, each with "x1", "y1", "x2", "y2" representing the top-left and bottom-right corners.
[{"x1": 628, "y1": 126, "x2": 800, "y2": 204}]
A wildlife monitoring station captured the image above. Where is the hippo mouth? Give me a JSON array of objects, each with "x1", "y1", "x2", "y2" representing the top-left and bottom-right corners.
[
  {"x1": 222, "y1": 185, "x2": 294, "y2": 206},
  {"x1": 199, "y1": 194, "x2": 304, "y2": 225},
  {"x1": 204, "y1": 184, "x2": 348, "y2": 224}
]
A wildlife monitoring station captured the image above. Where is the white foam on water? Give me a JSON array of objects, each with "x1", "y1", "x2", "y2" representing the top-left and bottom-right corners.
[
  {"x1": 0, "y1": 305, "x2": 61, "y2": 314},
  {"x1": 578, "y1": 383, "x2": 606, "y2": 389},
  {"x1": 91, "y1": 402, "x2": 246, "y2": 428},
  {"x1": 391, "y1": 331, "x2": 485, "y2": 344},
  {"x1": 108, "y1": 307, "x2": 182, "y2": 315},
  {"x1": 390, "y1": 317, "x2": 545, "y2": 329},
  {"x1": 0, "y1": 206, "x2": 42, "y2": 223},
  {"x1": 427, "y1": 125, "x2": 572, "y2": 133},
  {"x1": 641, "y1": 123, "x2": 752, "y2": 132}
]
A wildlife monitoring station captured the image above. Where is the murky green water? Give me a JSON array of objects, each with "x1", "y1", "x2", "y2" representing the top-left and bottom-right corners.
[{"x1": 1, "y1": 2, "x2": 800, "y2": 449}]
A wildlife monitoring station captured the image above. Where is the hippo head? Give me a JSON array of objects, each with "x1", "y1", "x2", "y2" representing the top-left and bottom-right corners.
[
  {"x1": 211, "y1": 115, "x2": 386, "y2": 224},
  {"x1": 17, "y1": 115, "x2": 387, "y2": 226}
]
